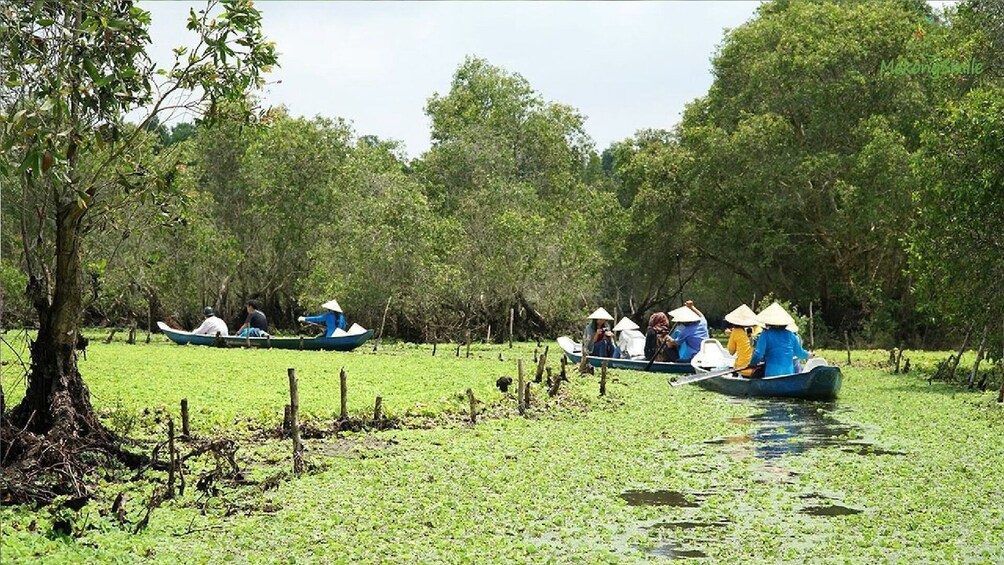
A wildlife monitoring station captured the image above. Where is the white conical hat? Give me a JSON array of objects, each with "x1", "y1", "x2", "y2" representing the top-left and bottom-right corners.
[
  {"x1": 724, "y1": 304, "x2": 758, "y2": 327},
  {"x1": 786, "y1": 322, "x2": 799, "y2": 333},
  {"x1": 586, "y1": 307, "x2": 614, "y2": 321},
  {"x1": 757, "y1": 302, "x2": 795, "y2": 327},
  {"x1": 668, "y1": 306, "x2": 701, "y2": 323},
  {"x1": 321, "y1": 299, "x2": 342, "y2": 312},
  {"x1": 612, "y1": 317, "x2": 640, "y2": 332}
]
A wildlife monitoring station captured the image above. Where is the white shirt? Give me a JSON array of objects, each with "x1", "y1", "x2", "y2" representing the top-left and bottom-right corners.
[{"x1": 192, "y1": 315, "x2": 229, "y2": 336}]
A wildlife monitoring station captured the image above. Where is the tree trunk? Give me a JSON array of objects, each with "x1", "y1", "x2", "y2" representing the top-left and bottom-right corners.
[
  {"x1": 968, "y1": 324, "x2": 989, "y2": 389},
  {"x1": 10, "y1": 202, "x2": 103, "y2": 437}
]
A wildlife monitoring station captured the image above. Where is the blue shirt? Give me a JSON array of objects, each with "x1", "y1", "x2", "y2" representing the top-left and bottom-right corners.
[
  {"x1": 750, "y1": 328, "x2": 811, "y2": 377},
  {"x1": 670, "y1": 317, "x2": 709, "y2": 362},
  {"x1": 304, "y1": 311, "x2": 347, "y2": 337}
]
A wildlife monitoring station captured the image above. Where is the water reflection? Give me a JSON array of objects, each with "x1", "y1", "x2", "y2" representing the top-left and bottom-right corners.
[{"x1": 735, "y1": 399, "x2": 858, "y2": 460}]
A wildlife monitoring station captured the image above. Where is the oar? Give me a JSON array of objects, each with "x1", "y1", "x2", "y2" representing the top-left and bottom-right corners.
[
  {"x1": 669, "y1": 363, "x2": 763, "y2": 387},
  {"x1": 644, "y1": 338, "x2": 668, "y2": 371}
]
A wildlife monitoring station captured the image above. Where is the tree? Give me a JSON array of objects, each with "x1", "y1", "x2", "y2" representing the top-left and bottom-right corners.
[
  {"x1": 910, "y1": 86, "x2": 1004, "y2": 379},
  {"x1": 0, "y1": 0, "x2": 276, "y2": 483}
]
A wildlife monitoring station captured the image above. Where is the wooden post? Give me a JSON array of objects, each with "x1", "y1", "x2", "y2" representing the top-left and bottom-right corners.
[
  {"x1": 579, "y1": 340, "x2": 589, "y2": 372},
  {"x1": 534, "y1": 352, "x2": 546, "y2": 383},
  {"x1": 145, "y1": 332, "x2": 151, "y2": 344},
  {"x1": 373, "y1": 396, "x2": 383, "y2": 423},
  {"x1": 560, "y1": 355, "x2": 567, "y2": 380},
  {"x1": 298, "y1": 336, "x2": 304, "y2": 350},
  {"x1": 466, "y1": 331, "x2": 471, "y2": 358},
  {"x1": 339, "y1": 367, "x2": 348, "y2": 420},
  {"x1": 103, "y1": 328, "x2": 118, "y2": 344},
  {"x1": 809, "y1": 301, "x2": 815, "y2": 350},
  {"x1": 267, "y1": 334, "x2": 272, "y2": 349},
  {"x1": 509, "y1": 308, "x2": 514, "y2": 349},
  {"x1": 486, "y1": 324, "x2": 492, "y2": 344},
  {"x1": 895, "y1": 349, "x2": 905, "y2": 374},
  {"x1": 288, "y1": 368, "x2": 304, "y2": 475},
  {"x1": 466, "y1": 388, "x2": 477, "y2": 423},
  {"x1": 127, "y1": 324, "x2": 136, "y2": 345},
  {"x1": 517, "y1": 359, "x2": 526, "y2": 415},
  {"x1": 432, "y1": 341, "x2": 437, "y2": 356},
  {"x1": 844, "y1": 331, "x2": 851, "y2": 366},
  {"x1": 456, "y1": 342, "x2": 461, "y2": 357},
  {"x1": 600, "y1": 360, "x2": 608, "y2": 396},
  {"x1": 180, "y1": 399, "x2": 190, "y2": 439},
  {"x1": 533, "y1": 348, "x2": 539, "y2": 364},
  {"x1": 167, "y1": 417, "x2": 176, "y2": 499}
]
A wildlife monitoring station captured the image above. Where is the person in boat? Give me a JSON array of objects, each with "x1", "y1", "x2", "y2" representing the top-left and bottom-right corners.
[
  {"x1": 723, "y1": 304, "x2": 759, "y2": 377},
  {"x1": 236, "y1": 299, "x2": 270, "y2": 338},
  {"x1": 612, "y1": 317, "x2": 646, "y2": 359},
  {"x1": 749, "y1": 302, "x2": 811, "y2": 378},
  {"x1": 192, "y1": 306, "x2": 229, "y2": 337},
  {"x1": 665, "y1": 300, "x2": 709, "y2": 363},
  {"x1": 297, "y1": 299, "x2": 348, "y2": 337},
  {"x1": 645, "y1": 311, "x2": 673, "y2": 361},
  {"x1": 583, "y1": 307, "x2": 615, "y2": 357}
]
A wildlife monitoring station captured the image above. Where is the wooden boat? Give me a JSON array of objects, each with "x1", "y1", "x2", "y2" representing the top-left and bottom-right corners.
[
  {"x1": 687, "y1": 339, "x2": 842, "y2": 400},
  {"x1": 157, "y1": 322, "x2": 373, "y2": 352},
  {"x1": 556, "y1": 336, "x2": 696, "y2": 374}
]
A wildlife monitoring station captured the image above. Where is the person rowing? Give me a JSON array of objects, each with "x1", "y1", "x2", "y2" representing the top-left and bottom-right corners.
[
  {"x1": 297, "y1": 299, "x2": 348, "y2": 337},
  {"x1": 749, "y1": 302, "x2": 812, "y2": 378}
]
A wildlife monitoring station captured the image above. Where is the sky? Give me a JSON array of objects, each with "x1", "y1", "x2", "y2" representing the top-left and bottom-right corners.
[{"x1": 139, "y1": 1, "x2": 953, "y2": 158}]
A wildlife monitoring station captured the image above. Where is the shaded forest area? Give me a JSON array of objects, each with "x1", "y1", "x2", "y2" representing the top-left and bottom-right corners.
[{"x1": 2, "y1": 0, "x2": 1001, "y2": 354}]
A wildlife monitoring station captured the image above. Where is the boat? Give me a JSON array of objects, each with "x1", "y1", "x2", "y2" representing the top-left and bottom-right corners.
[
  {"x1": 685, "y1": 339, "x2": 842, "y2": 400},
  {"x1": 556, "y1": 336, "x2": 696, "y2": 374},
  {"x1": 156, "y1": 321, "x2": 373, "y2": 352}
]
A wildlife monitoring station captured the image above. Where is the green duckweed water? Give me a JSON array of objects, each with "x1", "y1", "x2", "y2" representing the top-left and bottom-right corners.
[{"x1": 1, "y1": 336, "x2": 1002, "y2": 563}]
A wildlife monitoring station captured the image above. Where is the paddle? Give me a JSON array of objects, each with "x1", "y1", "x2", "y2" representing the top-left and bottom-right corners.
[
  {"x1": 643, "y1": 321, "x2": 680, "y2": 371},
  {"x1": 669, "y1": 363, "x2": 764, "y2": 387}
]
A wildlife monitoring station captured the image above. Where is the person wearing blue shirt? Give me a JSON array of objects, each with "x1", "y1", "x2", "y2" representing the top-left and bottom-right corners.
[
  {"x1": 749, "y1": 302, "x2": 812, "y2": 377},
  {"x1": 298, "y1": 299, "x2": 347, "y2": 337},
  {"x1": 666, "y1": 300, "x2": 709, "y2": 362}
]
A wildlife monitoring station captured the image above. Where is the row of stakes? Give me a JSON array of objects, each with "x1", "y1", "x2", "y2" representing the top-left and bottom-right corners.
[{"x1": 166, "y1": 350, "x2": 609, "y2": 478}]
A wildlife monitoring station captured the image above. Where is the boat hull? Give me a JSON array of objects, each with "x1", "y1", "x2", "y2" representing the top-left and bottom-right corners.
[
  {"x1": 157, "y1": 322, "x2": 373, "y2": 352},
  {"x1": 693, "y1": 366, "x2": 842, "y2": 401},
  {"x1": 556, "y1": 336, "x2": 695, "y2": 374}
]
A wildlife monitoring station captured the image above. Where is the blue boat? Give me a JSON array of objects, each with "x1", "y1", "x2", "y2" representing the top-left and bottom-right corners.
[
  {"x1": 157, "y1": 322, "x2": 373, "y2": 352},
  {"x1": 681, "y1": 339, "x2": 842, "y2": 400},
  {"x1": 692, "y1": 366, "x2": 842, "y2": 401},
  {"x1": 556, "y1": 336, "x2": 696, "y2": 374}
]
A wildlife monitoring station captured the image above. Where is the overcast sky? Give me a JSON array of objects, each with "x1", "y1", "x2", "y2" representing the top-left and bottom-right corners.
[{"x1": 139, "y1": 1, "x2": 952, "y2": 158}]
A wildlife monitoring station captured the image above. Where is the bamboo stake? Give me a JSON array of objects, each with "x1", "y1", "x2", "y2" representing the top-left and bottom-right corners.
[
  {"x1": 339, "y1": 367, "x2": 348, "y2": 420},
  {"x1": 167, "y1": 417, "x2": 176, "y2": 499},
  {"x1": 517, "y1": 359, "x2": 526, "y2": 415},
  {"x1": 180, "y1": 398, "x2": 190, "y2": 439},
  {"x1": 373, "y1": 396, "x2": 383, "y2": 423},
  {"x1": 288, "y1": 368, "x2": 304, "y2": 475},
  {"x1": 466, "y1": 388, "x2": 477, "y2": 423}
]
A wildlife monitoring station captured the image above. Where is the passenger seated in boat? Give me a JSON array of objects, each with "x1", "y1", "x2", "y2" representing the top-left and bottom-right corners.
[
  {"x1": 583, "y1": 308, "x2": 615, "y2": 355},
  {"x1": 236, "y1": 300, "x2": 270, "y2": 338},
  {"x1": 645, "y1": 312, "x2": 673, "y2": 361},
  {"x1": 665, "y1": 300, "x2": 709, "y2": 363},
  {"x1": 192, "y1": 306, "x2": 229, "y2": 337},
  {"x1": 612, "y1": 317, "x2": 646, "y2": 359},
  {"x1": 297, "y1": 299, "x2": 348, "y2": 337},
  {"x1": 749, "y1": 302, "x2": 811, "y2": 378},
  {"x1": 723, "y1": 304, "x2": 758, "y2": 377}
]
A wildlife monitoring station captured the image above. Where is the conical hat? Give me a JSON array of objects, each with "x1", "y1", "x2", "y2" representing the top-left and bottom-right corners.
[
  {"x1": 724, "y1": 304, "x2": 758, "y2": 327},
  {"x1": 786, "y1": 322, "x2": 799, "y2": 333},
  {"x1": 612, "y1": 317, "x2": 640, "y2": 332},
  {"x1": 321, "y1": 299, "x2": 342, "y2": 312},
  {"x1": 668, "y1": 306, "x2": 701, "y2": 323},
  {"x1": 586, "y1": 307, "x2": 614, "y2": 321},
  {"x1": 757, "y1": 302, "x2": 795, "y2": 327}
]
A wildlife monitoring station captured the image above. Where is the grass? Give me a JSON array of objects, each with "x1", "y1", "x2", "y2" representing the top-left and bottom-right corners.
[{"x1": 1, "y1": 332, "x2": 1003, "y2": 563}]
